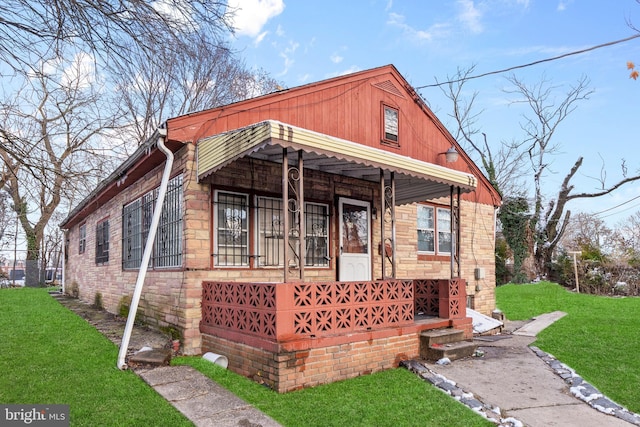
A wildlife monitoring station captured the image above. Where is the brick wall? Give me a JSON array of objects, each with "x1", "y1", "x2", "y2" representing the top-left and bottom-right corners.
[
  {"x1": 202, "y1": 332, "x2": 419, "y2": 393},
  {"x1": 65, "y1": 147, "x2": 496, "y2": 356}
]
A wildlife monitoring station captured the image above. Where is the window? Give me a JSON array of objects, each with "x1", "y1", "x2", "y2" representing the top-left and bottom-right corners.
[
  {"x1": 95, "y1": 219, "x2": 110, "y2": 264},
  {"x1": 417, "y1": 205, "x2": 451, "y2": 255},
  {"x1": 382, "y1": 104, "x2": 399, "y2": 144},
  {"x1": 256, "y1": 196, "x2": 329, "y2": 267},
  {"x1": 122, "y1": 175, "x2": 183, "y2": 269},
  {"x1": 79, "y1": 224, "x2": 86, "y2": 254},
  {"x1": 215, "y1": 191, "x2": 249, "y2": 266},
  {"x1": 305, "y1": 203, "x2": 329, "y2": 266}
]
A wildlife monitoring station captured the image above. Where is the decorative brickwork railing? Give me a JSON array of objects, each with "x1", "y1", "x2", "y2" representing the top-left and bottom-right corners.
[
  {"x1": 201, "y1": 278, "x2": 466, "y2": 346},
  {"x1": 290, "y1": 280, "x2": 414, "y2": 336},
  {"x1": 414, "y1": 278, "x2": 466, "y2": 319}
]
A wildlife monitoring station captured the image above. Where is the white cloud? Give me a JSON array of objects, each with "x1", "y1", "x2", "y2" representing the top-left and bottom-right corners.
[
  {"x1": 278, "y1": 40, "x2": 299, "y2": 76},
  {"x1": 456, "y1": 0, "x2": 483, "y2": 34},
  {"x1": 330, "y1": 54, "x2": 344, "y2": 64},
  {"x1": 557, "y1": 1, "x2": 572, "y2": 11},
  {"x1": 227, "y1": 0, "x2": 285, "y2": 38},
  {"x1": 254, "y1": 31, "x2": 269, "y2": 45},
  {"x1": 387, "y1": 12, "x2": 450, "y2": 42}
]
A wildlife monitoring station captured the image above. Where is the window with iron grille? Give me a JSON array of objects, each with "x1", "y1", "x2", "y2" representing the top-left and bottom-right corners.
[
  {"x1": 214, "y1": 191, "x2": 249, "y2": 266},
  {"x1": 154, "y1": 175, "x2": 183, "y2": 267},
  {"x1": 122, "y1": 175, "x2": 183, "y2": 269},
  {"x1": 256, "y1": 196, "x2": 329, "y2": 267},
  {"x1": 305, "y1": 202, "x2": 329, "y2": 266},
  {"x1": 79, "y1": 223, "x2": 86, "y2": 254},
  {"x1": 417, "y1": 205, "x2": 451, "y2": 255},
  {"x1": 95, "y1": 219, "x2": 110, "y2": 264}
]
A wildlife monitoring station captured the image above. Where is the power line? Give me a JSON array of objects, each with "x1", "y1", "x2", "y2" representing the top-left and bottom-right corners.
[
  {"x1": 593, "y1": 193, "x2": 640, "y2": 217},
  {"x1": 416, "y1": 33, "x2": 640, "y2": 89}
]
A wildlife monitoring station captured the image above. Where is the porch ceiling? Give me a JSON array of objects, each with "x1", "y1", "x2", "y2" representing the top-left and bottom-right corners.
[{"x1": 197, "y1": 120, "x2": 477, "y2": 204}]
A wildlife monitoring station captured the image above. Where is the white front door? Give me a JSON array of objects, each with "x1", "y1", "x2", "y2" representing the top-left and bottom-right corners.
[{"x1": 339, "y1": 198, "x2": 371, "y2": 281}]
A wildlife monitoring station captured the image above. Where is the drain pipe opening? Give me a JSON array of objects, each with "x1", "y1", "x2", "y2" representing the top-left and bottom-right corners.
[{"x1": 117, "y1": 127, "x2": 173, "y2": 370}]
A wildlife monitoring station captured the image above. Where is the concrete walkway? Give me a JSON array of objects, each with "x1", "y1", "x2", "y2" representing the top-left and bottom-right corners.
[
  {"x1": 405, "y1": 312, "x2": 640, "y2": 426},
  {"x1": 137, "y1": 365, "x2": 283, "y2": 427}
]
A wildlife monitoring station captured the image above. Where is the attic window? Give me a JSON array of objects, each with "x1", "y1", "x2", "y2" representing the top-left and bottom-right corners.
[{"x1": 382, "y1": 104, "x2": 399, "y2": 145}]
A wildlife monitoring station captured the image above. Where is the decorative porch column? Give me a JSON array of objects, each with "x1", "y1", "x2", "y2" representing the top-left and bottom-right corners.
[
  {"x1": 450, "y1": 185, "x2": 461, "y2": 278},
  {"x1": 282, "y1": 148, "x2": 305, "y2": 282},
  {"x1": 380, "y1": 171, "x2": 396, "y2": 279}
]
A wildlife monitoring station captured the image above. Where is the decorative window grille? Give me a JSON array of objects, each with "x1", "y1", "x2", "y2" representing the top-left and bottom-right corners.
[
  {"x1": 154, "y1": 175, "x2": 183, "y2": 267},
  {"x1": 121, "y1": 175, "x2": 183, "y2": 269},
  {"x1": 95, "y1": 219, "x2": 110, "y2": 264},
  {"x1": 122, "y1": 199, "x2": 142, "y2": 268},
  {"x1": 417, "y1": 205, "x2": 451, "y2": 255},
  {"x1": 79, "y1": 224, "x2": 86, "y2": 254},
  {"x1": 256, "y1": 197, "x2": 329, "y2": 267},
  {"x1": 257, "y1": 197, "x2": 284, "y2": 267},
  {"x1": 305, "y1": 202, "x2": 329, "y2": 266},
  {"x1": 215, "y1": 191, "x2": 249, "y2": 266}
]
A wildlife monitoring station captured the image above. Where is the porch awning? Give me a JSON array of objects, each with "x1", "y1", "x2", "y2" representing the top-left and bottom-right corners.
[{"x1": 197, "y1": 120, "x2": 477, "y2": 204}]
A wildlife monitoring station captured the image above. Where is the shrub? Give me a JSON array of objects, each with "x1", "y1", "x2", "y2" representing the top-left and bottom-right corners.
[{"x1": 93, "y1": 292, "x2": 103, "y2": 310}]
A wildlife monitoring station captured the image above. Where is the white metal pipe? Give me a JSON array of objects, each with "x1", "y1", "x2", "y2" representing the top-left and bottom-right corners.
[{"x1": 117, "y1": 128, "x2": 172, "y2": 370}]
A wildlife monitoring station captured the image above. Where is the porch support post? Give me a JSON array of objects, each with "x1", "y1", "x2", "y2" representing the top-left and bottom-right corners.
[
  {"x1": 450, "y1": 185, "x2": 461, "y2": 278},
  {"x1": 282, "y1": 148, "x2": 289, "y2": 282},
  {"x1": 298, "y1": 150, "x2": 305, "y2": 281},
  {"x1": 390, "y1": 172, "x2": 397, "y2": 278},
  {"x1": 380, "y1": 170, "x2": 386, "y2": 279}
]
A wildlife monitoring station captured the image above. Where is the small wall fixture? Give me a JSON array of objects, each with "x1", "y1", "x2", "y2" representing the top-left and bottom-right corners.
[{"x1": 441, "y1": 146, "x2": 459, "y2": 163}]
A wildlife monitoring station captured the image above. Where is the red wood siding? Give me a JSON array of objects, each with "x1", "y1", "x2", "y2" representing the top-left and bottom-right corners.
[{"x1": 167, "y1": 65, "x2": 500, "y2": 206}]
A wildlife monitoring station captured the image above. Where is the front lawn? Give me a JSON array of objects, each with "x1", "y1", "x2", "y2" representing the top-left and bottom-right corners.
[
  {"x1": 496, "y1": 281, "x2": 640, "y2": 413},
  {"x1": 0, "y1": 288, "x2": 191, "y2": 426},
  {"x1": 173, "y1": 357, "x2": 493, "y2": 427}
]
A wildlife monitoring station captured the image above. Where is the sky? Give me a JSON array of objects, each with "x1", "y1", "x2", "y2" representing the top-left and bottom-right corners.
[{"x1": 225, "y1": 0, "x2": 640, "y2": 228}]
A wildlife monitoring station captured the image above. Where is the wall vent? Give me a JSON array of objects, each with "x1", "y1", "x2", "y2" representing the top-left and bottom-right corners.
[{"x1": 372, "y1": 80, "x2": 405, "y2": 98}]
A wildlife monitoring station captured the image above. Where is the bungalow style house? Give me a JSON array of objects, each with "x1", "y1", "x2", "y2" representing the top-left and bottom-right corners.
[{"x1": 60, "y1": 64, "x2": 501, "y2": 392}]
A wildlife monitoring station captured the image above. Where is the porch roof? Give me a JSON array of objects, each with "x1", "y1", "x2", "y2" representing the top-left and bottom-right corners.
[{"x1": 197, "y1": 120, "x2": 477, "y2": 204}]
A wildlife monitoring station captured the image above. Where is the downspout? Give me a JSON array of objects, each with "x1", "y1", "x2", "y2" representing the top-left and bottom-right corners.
[
  {"x1": 61, "y1": 230, "x2": 67, "y2": 294},
  {"x1": 117, "y1": 127, "x2": 172, "y2": 370}
]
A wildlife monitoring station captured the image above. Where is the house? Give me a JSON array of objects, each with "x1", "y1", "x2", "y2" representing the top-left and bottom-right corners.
[{"x1": 60, "y1": 65, "x2": 501, "y2": 392}]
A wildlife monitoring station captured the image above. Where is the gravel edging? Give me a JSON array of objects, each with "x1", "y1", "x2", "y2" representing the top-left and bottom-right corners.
[
  {"x1": 530, "y1": 346, "x2": 640, "y2": 426},
  {"x1": 400, "y1": 360, "x2": 524, "y2": 427},
  {"x1": 402, "y1": 344, "x2": 640, "y2": 427}
]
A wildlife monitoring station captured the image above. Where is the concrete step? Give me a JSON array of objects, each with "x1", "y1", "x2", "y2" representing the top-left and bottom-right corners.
[
  {"x1": 421, "y1": 340, "x2": 477, "y2": 362},
  {"x1": 420, "y1": 328, "x2": 464, "y2": 347},
  {"x1": 128, "y1": 348, "x2": 172, "y2": 367}
]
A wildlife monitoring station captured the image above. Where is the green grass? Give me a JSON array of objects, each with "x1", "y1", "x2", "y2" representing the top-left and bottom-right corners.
[
  {"x1": 0, "y1": 288, "x2": 191, "y2": 426},
  {"x1": 172, "y1": 357, "x2": 493, "y2": 427},
  {"x1": 496, "y1": 281, "x2": 640, "y2": 413}
]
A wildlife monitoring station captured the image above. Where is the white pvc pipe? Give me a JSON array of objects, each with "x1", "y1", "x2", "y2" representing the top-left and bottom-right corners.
[
  {"x1": 202, "y1": 352, "x2": 229, "y2": 369},
  {"x1": 117, "y1": 128, "x2": 173, "y2": 370}
]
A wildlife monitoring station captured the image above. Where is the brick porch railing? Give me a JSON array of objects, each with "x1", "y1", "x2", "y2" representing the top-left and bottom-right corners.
[{"x1": 200, "y1": 278, "x2": 467, "y2": 352}]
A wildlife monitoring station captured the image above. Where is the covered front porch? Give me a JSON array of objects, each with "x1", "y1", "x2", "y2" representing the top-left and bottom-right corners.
[{"x1": 196, "y1": 120, "x2": 477, "y2": 391}]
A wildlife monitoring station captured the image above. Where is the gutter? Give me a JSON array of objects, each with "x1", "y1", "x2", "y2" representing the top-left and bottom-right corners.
[{"x1": 117, "y1": 126, "x2": 173, "y2": 370}]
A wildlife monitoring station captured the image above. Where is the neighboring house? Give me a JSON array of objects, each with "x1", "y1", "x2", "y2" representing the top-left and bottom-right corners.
[{"x1": 60, "y1": 65, "x2": 501, "y2": 392}]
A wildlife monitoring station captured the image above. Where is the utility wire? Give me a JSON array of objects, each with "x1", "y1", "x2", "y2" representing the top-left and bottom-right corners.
[
  {"x1": 592, "y1": 193, "x2": 640, "y2": 216},
  {"x1": 416, "y1": 33, "x2": 640, "y2": 89}
]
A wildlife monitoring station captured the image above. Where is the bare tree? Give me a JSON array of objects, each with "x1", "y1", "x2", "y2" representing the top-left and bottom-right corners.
[
  {"x1": 506, "y1": 73, "x2": 640, "y2": 277},
  {"x1": 113, "y1": 33, "x2": 281, "y2": 144},
  {"x1": 440, "y1": 66, "x2": 528, "y2": 197},
  {"x1": 0, "y1": 0, "x2": 231, "y2": 76},
  {"x1": 0, "y1": 53, "x2": 121, "y2": 286}
]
